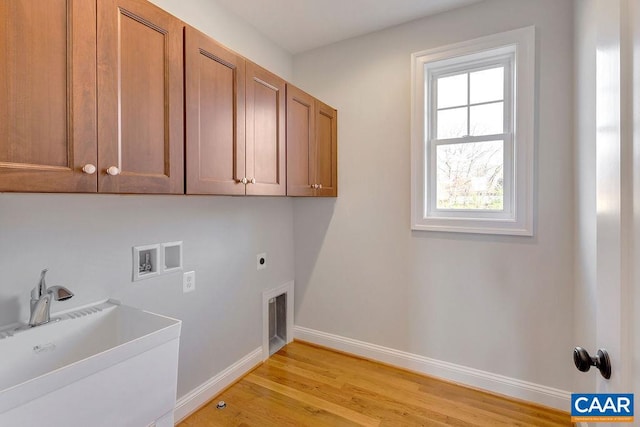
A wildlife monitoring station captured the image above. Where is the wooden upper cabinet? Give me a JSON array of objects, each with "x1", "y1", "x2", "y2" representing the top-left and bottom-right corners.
[
  {"x1": 315, "y1": 100, "x2": 338, "y2": 197},
  {"x1": 97, "y1": 0, "x2": 184, "y2": 194},
  {"x1": 185, "y1": 26, "x2": 285, "y2": 196},
  {"x1": 0, "y1": 0, "x2": 97, "y2": 192},
  {"x1": 245, "y1": 62, "x2": 286, "y2": 196},
  {"x1": 1, "y1": 1, "x2": 334, "y2": 197},
  {"x1": 185, "y1": 26, "x2": 245, "y2": 195},
  {"x1": 286, "y1": 85, "x2": 315, "y2": 197},
  {"x1": 286, "y1": 85, "x2": 338, "y2": 197}
]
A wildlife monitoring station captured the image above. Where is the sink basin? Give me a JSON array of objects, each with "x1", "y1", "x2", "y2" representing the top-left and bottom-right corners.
[{"x1": 0, "y1": 300, "x2": 181, "y2": 427}]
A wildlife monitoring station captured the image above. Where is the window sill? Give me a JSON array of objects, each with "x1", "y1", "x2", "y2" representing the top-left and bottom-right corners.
[{"x1": 411, "y1": 217, "x2": 533, "y2": 236}]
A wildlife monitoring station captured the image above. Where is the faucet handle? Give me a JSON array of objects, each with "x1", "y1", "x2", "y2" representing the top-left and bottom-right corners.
[{"x1": 31, "y1": 269, "x2": 49, "y2": 300}]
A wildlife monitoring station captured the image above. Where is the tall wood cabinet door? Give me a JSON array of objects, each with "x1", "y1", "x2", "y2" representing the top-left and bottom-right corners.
[
  {"x1": 0, "y1": 0, "x2": 97, "y2": 192},
  {"x1": 97, "y1": 0, "x2": 184, "y2": 194},
  {"x1": 286, "y1": 85, "x2": 315, "y2": 196},
  {"x1": 245, "y1": 62, "x2": 286, "y2": 196},
  {"x1": 315, "y1": 100, "x2": 338, "y2": 197},
  {"x1": 185, "y1": 26, "x2": 246, "y2": 195}
]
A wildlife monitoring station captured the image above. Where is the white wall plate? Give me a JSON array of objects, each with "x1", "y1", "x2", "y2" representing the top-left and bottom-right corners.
[{"x1": 162, "y1": 241, "x2": 183, "y2": 273}]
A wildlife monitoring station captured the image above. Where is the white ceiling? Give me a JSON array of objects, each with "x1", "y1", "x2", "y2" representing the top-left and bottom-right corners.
[{"x1": 214, "y1": 0, "x2": 485, "y2": 54}]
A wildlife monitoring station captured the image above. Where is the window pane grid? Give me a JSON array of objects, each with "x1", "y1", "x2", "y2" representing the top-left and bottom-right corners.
[
  {"x1": 430, "y1": 63, "x2": 509, "y2": 212},
  {"x1": 434, "y1": 65, "x2": 506, "y2": 140},
  {"x1": 431, "y1": 136, "x2": 507, "y2": 212}
]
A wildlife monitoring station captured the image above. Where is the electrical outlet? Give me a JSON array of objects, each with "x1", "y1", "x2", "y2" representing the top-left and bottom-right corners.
[
  {"x1": 257, "y1": 253, "x2": 267, "y2": 270},
  {"x1": 183, "y1": 271, "x2": 196, "y2": 293}
]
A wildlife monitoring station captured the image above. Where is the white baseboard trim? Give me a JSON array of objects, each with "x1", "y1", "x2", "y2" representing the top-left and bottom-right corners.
[
  {"x1": 294, "y1": 326, "x2": 571, "y2": 411},
  {"x1": 174, "y1": 347, "x2": 262, "y2": 423}
]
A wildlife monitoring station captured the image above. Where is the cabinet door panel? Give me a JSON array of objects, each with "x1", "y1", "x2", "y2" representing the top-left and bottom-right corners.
[
  {"x1": 286, "y1": 85, "x2": 315, "y2": 196},
  {"x1": 119, "y1": 11, "x2": 166, "y2": 177},
  {"x1": 0, "y1": 0, "x2": 96, "y2": 192},
  {"x1": 98, "y1": 0, "x2": 183, "y2": 194},
  {"x1": 185, "y1": 26, "x2": 245, "y2": 195},
  {"x1": 246, "y1": 62, "x2": 285, "y2": 196},
  {"x1": 315, "y1": 101, "x2": 338, "y2": 197}
]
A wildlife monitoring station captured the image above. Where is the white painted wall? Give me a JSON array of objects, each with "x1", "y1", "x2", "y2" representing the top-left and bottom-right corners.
[
  {"x1": 149, "y1": 0, "x2": 292, "y2": 80},
  {"x1": 0, "y1": 0, "x2": 294, "y2": 401},
  {"x1": 0, "y1": 196, "x2": 294, "y2": 399},
  {"x1": 292, "y1": 0, "x2": 575, "y2": 391}
]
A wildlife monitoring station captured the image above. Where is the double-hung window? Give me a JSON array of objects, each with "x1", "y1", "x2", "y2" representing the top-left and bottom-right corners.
[{"x1": 411, "y1": 27, "x2": 535, "y2": 235}]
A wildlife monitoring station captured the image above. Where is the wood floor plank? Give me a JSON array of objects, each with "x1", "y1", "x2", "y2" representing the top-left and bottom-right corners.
[
  {"x1": 178, "y1": 341, "x2": 572, "y2": 426},
  {"x1": 266, "y1": 357, "x2": 346, "y2": 389},
  {"x1": 234, "y1": 380, "x2": 358, "y2": 427},
  {"x1": 342, "y1": 378, "x2": 516, "y2": 427},
  {"x1": 418, "y1": 384, "x2": 568, "y2": 426},
  {"x1": 253, "y1": 365, "x2": 443, "y2": 426},
  {"x1": 246, "y1": 374, "x2": 381, "y2": 426},
  {"x1": 276, "y1": 345, "x2": 519, "y2": 425},
  {"x1": 279, "y1": 343, "x2": 438, "y2": 395},
  {"x1": 343, "y1": 383, "x2": 466, "y2": 426}
]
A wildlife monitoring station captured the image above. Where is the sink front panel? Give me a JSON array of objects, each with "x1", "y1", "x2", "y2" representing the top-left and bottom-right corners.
[{"x1": 1, "y1": 338, "x2": 180, "y2": 427}]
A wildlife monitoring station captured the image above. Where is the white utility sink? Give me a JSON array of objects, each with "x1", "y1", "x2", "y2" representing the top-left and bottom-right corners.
[{"x1": 0, "y1": 300, "x2": 181, "y2": 427}]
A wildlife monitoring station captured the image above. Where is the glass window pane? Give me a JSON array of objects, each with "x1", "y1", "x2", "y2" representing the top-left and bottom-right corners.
[
  {"x1": 437, "y1": 107, "x2": 467, "y2": 139},
  {"x1": 470, "y1": 102, "x2": 503, "y2": 136},
  {"x1": 436, "y1": 140, "x2": 504, "y2": 210},
  {"x1": 470, "y1": 67, "x2": 504, "y2": 104},
  {"x1": 437, "y1": 73, "x2": 467, "y2": 108}
]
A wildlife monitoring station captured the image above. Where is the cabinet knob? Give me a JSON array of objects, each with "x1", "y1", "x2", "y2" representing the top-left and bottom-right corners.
[
  {"x1": 240, "y1": 177, "x2": 248, "y2": 185},
  {"x1": 310, "y1": 184, "x2": 317, "y2": 189},
  {"x1": 318, "y1": 184, "x2": 323, "y2": 189},
  {"x1": 82, "y1": 164, "x2": 96, "y2": 175},
  {"x1": 250, "y1": 178, "x2": 256, "y2": 184},
  {"x1": 106, "y1": 166, "x2": 120, "y2": 176}
]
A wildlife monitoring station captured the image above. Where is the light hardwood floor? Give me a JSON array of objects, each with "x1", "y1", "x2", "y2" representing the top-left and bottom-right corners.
[{"x1": 178, "y1": 341, "x2": 572, "y2": 426}]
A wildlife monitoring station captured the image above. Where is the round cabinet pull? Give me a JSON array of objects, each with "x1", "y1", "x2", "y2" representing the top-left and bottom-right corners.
[
  {"x1": 310, "y1": 184, "x2": 317, "y2": 189},
  {"x1": 106, "y1": 166, "x2": 120, "y2": 176},
  {"x1": 82, "y1": 164, "x2": 96, "y2": 175},
  {"x1": 240, "y1": 177, "x2": 248, "y2": 185},
  {"x1": 250, "y1": 178, "x2": 256, "y2": 184},
  {"x1": 318, "y1": 184, "x2": 323, "y2": 189}
]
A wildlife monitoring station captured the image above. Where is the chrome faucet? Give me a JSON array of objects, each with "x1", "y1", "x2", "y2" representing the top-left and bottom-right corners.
[{"x1": 28, "y1": 269, "x2": 74, "y2": 327}]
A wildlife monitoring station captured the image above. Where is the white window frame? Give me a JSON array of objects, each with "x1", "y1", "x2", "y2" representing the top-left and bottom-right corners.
[{"x1": 411, "y1": 26, "x2": 535, "y2": 236}]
